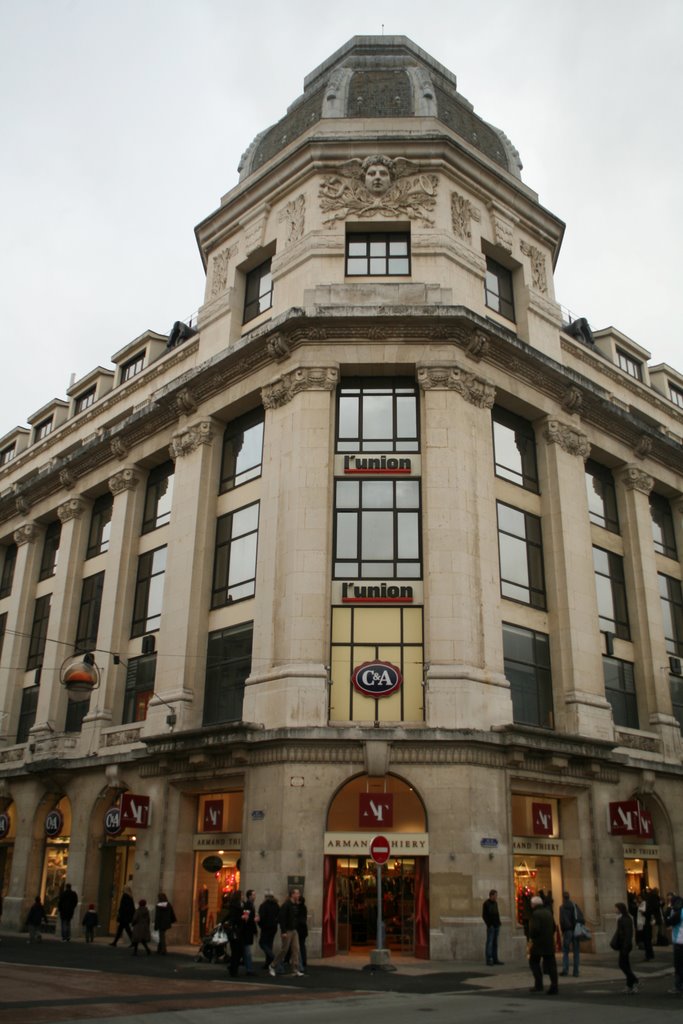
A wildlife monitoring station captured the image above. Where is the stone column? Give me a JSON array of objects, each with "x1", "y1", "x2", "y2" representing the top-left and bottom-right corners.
[
  {"x1": 31, "y1": 497, "x2": 91, "y2": 738},
  {"x1": 537, "y1": 417, "x2": 613, "y2": 739},
  {"x1": 417, "y1": 362, "x2": 512, "y2": 728},
  {"x1": 143, "y1": 418, "x2": 221, "y2": 735},
  {"x1": 616, "y1": 466, "x2": 682, "y2": 758},
  {"x1": 0, "y1": 523, "x2": 43, "y2": 737},
  {"x1": 83, "y1": 466, "x2": 143, "y2": 743},
  {"x1": 243, "y1": 366, "x2": 338, "y2": 729}
]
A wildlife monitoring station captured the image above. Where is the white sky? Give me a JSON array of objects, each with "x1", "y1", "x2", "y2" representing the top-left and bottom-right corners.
[{"x1": 1, "y1": 0, "x2": 681, "y2": 437}]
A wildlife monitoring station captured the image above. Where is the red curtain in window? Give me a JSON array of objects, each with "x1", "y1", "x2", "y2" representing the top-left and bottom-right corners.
[
  {"x1": 414, "y1": 856, "x2": 429, "y2": 959},
  {"x1": 322, "y1": 855, "x2": 337, "y2": 956}
]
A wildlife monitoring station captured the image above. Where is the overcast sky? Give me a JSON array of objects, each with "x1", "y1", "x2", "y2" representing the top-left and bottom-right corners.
[{"x1": 1, "y1": 0, "x2": 681, "y2": 438}]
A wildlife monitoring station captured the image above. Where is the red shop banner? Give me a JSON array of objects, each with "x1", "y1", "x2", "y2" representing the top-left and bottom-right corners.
[{"x1": 532, "y1": 802, "x2": 553, "y2": 836}]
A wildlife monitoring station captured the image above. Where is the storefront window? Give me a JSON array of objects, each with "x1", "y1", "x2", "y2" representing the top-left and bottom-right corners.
[
  {"x1": 511, "y1": 794, "x2": 563, "y2": 929},
  {"x1": 0, "y1": 801, "x2": 15, "y2": 901},
  {"x1": 191, "y1": 792, "x2": 244, "y2": 943},
  {"x1": 40, "y1": 796, "x2": 72, "y2": 924}
]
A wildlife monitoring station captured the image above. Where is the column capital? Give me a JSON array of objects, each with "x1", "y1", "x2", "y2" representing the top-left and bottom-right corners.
[
  {"x1": 13, "y1": 522, "x2": 39, "y2": 546},
  {"x1": 57, "y1": 497, "x2": 86, "y2": 523},
  {"x1": 169, "y1": 419, "x2": 215, "y2": 459},
  {"x1": 542, "y1": 418, "x2": 590, "y2": 459},
  {"x1": 261, "y1": 366, "x2": 339, "y2": 409},
  {"x1": 109, "y1": 467, "x2": 141, "y2": 495},
  {"x1": 617, "y1": 465, "x2": 654, "y2": 495},
  {"x1": 416, "y1": 363, "x2": 495, "y2": 408}
]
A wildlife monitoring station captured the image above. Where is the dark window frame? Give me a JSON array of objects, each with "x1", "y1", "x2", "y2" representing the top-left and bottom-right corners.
[
  {"x1": 34, "y1": 417, "x2": 53, "y2": 441},
  {"x1": 333, "y1": 477, "x2": 422, "y2": 580},
  {"x1": 0, "y1": 611, "x2": 6, "y2": 661},
  {"x1": 203, "y1": 621, "x2": 253, "y2": 726},
  {"x1": 243, "y1": 259, "x2": 273, "y2": 323},
  {"x1": 212, "y1": 502, "x2": 260, "y2": 608},
  {"x1": 659, "y1": 573, "x2": 683, "y2": 657},
  {"x1": 64, "y1": 698, "x2": 89, "y2": 734},
  {"x1": 17, "y1": 686, "x2": 39, "y2": 744},
  {"x1": 593, "y1": 545, "x2": 630, "y2": 640},
  {"x1": 585, "y1": 459, "x2": 620, "y2": 533},
  {"x1": 485, "y1": 256, "x2": 515, "y2": 321},
  {"x1": 141, "y1": 461, "x2": 174, "y2": 534},
  {"x1": 219, "y1": 409, "x2": 265, "y2": 493},
  {"x1": 345, "y1": 230, "x2": 411, "y2": 276},
  {"x1": 650, "y1": 492, "x2": 677, "y2": 559},
  {"x1": 503, "y1": 623, "x2": 554, "y2": 729},
  {"x1": 336, "y1": 379, "x2": 419, "y2": 454},
  {"x1": 616, "y1": 348, "x2": 643, "y2": 381},
  {"x1": 39, "y1": 520, "x2": 61, "y2": 581},
  {"x1": 492, "y1": 406, "x2": 539, "y2": 492},
  {"x1": 671, "y1": 675, "x2": 683, "y2": 733},
  {"x1": 122, "y1": 653, "x2": 157, "y2": 724},
  {"x1": 86, "y1": 492, "x2": 113, "y2": 559},
  {"x1": 74, "y1": 388, "x2": 96, "y2": 414},
  {"x1": 120, "y1": 352, "x2": 145, "y2": 383},
  {"x1": 669, "y1": 383, "x2": 683, "y2": 409},
  {"x1": 131, "y1": 546, "x2": 166, "y2": 637},
  {"x1": 497, "y1": 502, "x2": 546, "y2": 609},
  {"x1": 27, "y1": 594, "x2": 51, "y2": 670},
  {"x1": 75, "y1": 571, "x2": 105, "y2": 651},
  {"x1": 0, "y1": 543, "x2": 17, "y2": 598},
  {"x1": 0, "y1": 443, "x2": 15, "y2": 466},
  {"x1": 603, "y1": 656, "x2": 639, "y2": 729}
]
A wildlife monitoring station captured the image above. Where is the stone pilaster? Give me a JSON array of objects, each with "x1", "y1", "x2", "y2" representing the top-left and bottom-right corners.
[
  {"x1": 0, "y1": 524, "x2": 43, "y2": 739},
  {"x1": 616, "y1": 467, "x2": 682, "y2": 759},
  {"x1": 537, "y1": 417, "x2": 614, "y2": 739},
  {"x1": 244, "y1": 366, "x2": 338, "y2": 728},
  {"x1": 417, "y1": 363, "x2": 512, "y2": 728}
]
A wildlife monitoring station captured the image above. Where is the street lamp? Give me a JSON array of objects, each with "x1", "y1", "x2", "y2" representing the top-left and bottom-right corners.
[{"x1": 60, "y1": 652, "x2": 100, "y2": 700}]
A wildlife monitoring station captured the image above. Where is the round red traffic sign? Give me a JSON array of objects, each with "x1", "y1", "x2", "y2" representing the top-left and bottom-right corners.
[{"x1": 369, "y1": 834, "x2": 391, "y2": 865}]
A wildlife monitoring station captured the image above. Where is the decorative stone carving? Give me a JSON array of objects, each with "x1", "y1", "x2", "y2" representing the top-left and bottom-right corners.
[
  {"x1": 520, "y1": 240, "x2": 548, "y2": 294},
  {"x1": 561, "y1": 386, "x2": 583, "y2": 414},
  {"x1": 15, "y1": 495, "x2": 30, "y2": 516},
  {"x1": 543, "y1": 420, "x2": 590, "y2": 458},
  {"x1": 465, "y1": 328, "x2": 489, "y2": 362},
  {"x1": 110, "y1": 437, "x2": 129, "y2": 460},
  {"x1": 281, "y1": 194, "x2": 305, "y2": 244},
  {"x1": 417, "y1": 365, "x2": 495, "y2": 408},
  {"x1": 488, "y1": 203, "x2": 515, "y2": 252},
  {"x1": 109, "y1": 468, "x2": 140, "y2": 495},
  {"x1": 619, "y1": 466, "x2": 654, "y2": 495},
  {"x1": 319, "y1": 155, "x2": 438, "y2": 226},
  {"x1": 176, "y1": 388, "x2": 198, "y2": 416},
  {"x1": 262, "y1": 367, "x2": 339, "y2": 409},
  {"x1": 59, "y1": 468, "x2": 76, "y2": 491},
  {"x1": 169, "y1": 420, "x2": 214, "y2": 459},
  {"x1": 244, "y1": 206, "x2": 271, "y2": 256},
  {"x1": 210, "y1": 245, "x2": 235, "y2": 298},
  {"x1": 450, "y1": 191, "x2": 480, "y2": 241},
  {"x1": 634, "y1": 435, "x2": 653, "y2": 459},
  {"x1": 409, "y1": 67, "x2": 438, "y2": 116},
  {"x1": 267, "y1": 333, "x2": 291, "y2": 362},
  {"x1": 58, "y1": 498, "x2": 84, "y2": 523},
  {"x1": 14, "y1": 523, "x2": 38, "y2": 546}
]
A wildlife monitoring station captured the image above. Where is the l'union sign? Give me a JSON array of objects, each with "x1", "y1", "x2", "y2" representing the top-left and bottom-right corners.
[{"x1": 352, "y1": 660, "x2": 402, "y2": 698}]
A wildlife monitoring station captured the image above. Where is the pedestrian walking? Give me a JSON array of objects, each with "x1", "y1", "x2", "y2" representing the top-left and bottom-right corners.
[
  {"x1": 257, "y1": 889, "x2": 279, "y2": 969},
  {"x1": 110, "y1": 886, "x2": 135, "y2": 946},
  {"x1": 559, "y1": 891, "x2": 584, "y2": 976},
  {"x1": 296, "y1": 894, "x2": 309, "y2": 969},
  {"x1": 482, "y1": 889, "x2": 503, "y2": 966},
  {"x1": 224, "y1": 890, "x2": 245, "y2": 976},
  {"x1": 664, "y1": 891, "x2": 683, "y2": 994},
  {"x1": 82, "y1": 903, "x2": 99, "y2": 942},
  {"x1": 611, "y1": 902, "x2": 639, "y2": 993},
  {"x1": 57, "y1": 883, "x2": 78, "y2": 941},
  {"x1": 197, "y1": 884, "x2": 209, "y2": 939},
  {"x1": 153, "y1": 892, "x2": 177, "y2": 955},
  {"x1": 131, "y1": 898, "x2": 152, "y2": 956},
  {"x1": 268, "y1": 888, "x2": 304, "y2": 977},
  {"x1": 527, "y1": 894, "x2": 558, "y2": 995},
  {"x1": 26, "y1": 895, "x2": 48, "y2": 942},
  {"x1": 241, "y1": 889, "x2": 258, "y2": 975}
]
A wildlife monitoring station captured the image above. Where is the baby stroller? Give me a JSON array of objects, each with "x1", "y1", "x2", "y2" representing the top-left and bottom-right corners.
[{"x1": 195, "y1": 923, "x2": 228, "y2": 963}]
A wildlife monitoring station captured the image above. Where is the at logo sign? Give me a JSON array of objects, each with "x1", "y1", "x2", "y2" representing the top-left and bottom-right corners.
[{"x1": 352, "y1": 661, "x2": 402, "y2": 698}]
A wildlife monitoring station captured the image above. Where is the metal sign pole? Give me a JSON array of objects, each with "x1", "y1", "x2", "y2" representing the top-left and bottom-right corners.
[{"x1": 376, "y1": 860, "x2": 382, "y2": 951}]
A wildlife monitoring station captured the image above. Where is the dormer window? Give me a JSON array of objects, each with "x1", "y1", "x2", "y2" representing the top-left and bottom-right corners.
[
  {"x1": 0, "y1": 444, "x2": 15, "y2": 466},
  {"x1": 120, "y1": 352, "x2": 145, "y2": 383},
  {"x1": 670, "y1": 383, "x2": 683, "y2": 408},
  {"x1": 616, "y1": 348, "x2": 643, "y2": 381},
  {"x1": 74, "y1": 387, "x2": 96, "y2": 414},
  {"x1": 35, "y1": 417, "x2": 53, "y2": 441}
]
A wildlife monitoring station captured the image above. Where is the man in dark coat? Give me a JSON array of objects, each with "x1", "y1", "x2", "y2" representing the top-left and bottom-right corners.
[
  {"x1": 57, "y1": 883, "x2": 78, "y2": 941},
  {"x1": 153, "y1": 892, "x2": 177, "y2": 955},
  {"x1": 110, "y1": 886, "x2": 135, "y2": 946},
  {"x1": 258, "y1": 890, "x2": 279, "y2": 969},
  {"x1": 528, "y1": 894, "x2": 559, "y2": 994},
  {"x1": 268, "y1": 888, "x2": 303, "y2": 977},
  {"x1": 482, "y1": 889, "x2": 503, "y2": 966}
]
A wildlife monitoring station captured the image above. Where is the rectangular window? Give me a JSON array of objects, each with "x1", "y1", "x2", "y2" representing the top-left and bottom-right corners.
[
  {"x1": 212, "y1": 502, "x2": 259, "y2": 607},
  {"x1": 219, "y1": 409, "x2": 265, "y2": 493},
  {"x1": 64, "y1": 699, "x2": 89, "y2": 734},
  {"x1": 27, "y1": 594, "x2": 51, "y2": 670},
  {"x1": 593, "y1": 546, "x2": 630, "y2": 640},
  {"x1": 74, "y1": 388, "x2": 96, "y2": 414},
  {"x1": 0, "y1": 612, "x2": 6, "y2": 661},
  {"x1": 123, "y1": 653, "x2": 157, "y2": 723},
  {"x1": 87, "y1": 493, "x2": 113, "y2": 558},
  {"x1": 502, "y1": 623, "x2": 553, "y2": 728},
  {"x1": 670, "y1": 383, "x2": 683, "y2": 408},
  {"x1": 0, "y1": 443, "x2": 15, "y2": 466},
  {"x1": 0, "y1": 543, "x2": 17, "y2": 598},
  {"x1": 671, "y1": 676, "x2": 683, "y2": 732},
  {"x1": 650, "y1": 492, "x2": 677, "y2": 559},
  {"x1": 39, "y1": 520, "x2": 61, "y2": 581},
  {"x1": 658, "y1": 573, "x2": 683, "y2": 657},
  {"x1": 345, "y1": 231, "x2": 410, "y2": 276},
  {"x1": 585, "y1": 459, "x2": 619, "y2": 532},
  {"x1": 203, "y1": 622, "x2": 253, "y2": 725},
  {"x1": 485, "y1": 257, "x2": 515, "y2": 320},
  {"x1": 35, "y1": 417, "x2": 53, "y2": 441},
  {"x1": 334, "y1": 478, "x2": 421, "y2": 579},
  {"x1": 617, "y1": 349, "x2": 643, "y2": 381},
  {"x1": 131, "y1": 546, "x2": 166, "y2": 636},
  {"x1": 603, "y1": 656, "x2": 639, "y2": 729},
  {"x1": 492, "y1": 406, "x2": 538, "y2": 491},
  {"x1": 337, "y1": 380, "x2": 419, "y2": 453},
  {"x1": 75, "y1": 571, "x2": 105, "y2": 651},
  {"x1": 17, "y1": 686, "x2": 39, "y2": 744},
  {"x1": 244, "y1": 259, "x2": 273, "y2": 323},
  {"x1": 142, "y1": 461, "x2": 174, "y2": 534},
  {"x1": 120, "y1": 352, "x2": 145, "y2": 383},
  {"x1": 497, "y1": 502, "x2": 546, "y2": 608}
]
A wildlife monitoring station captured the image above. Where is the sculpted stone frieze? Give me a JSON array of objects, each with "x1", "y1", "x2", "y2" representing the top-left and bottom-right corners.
[
  {"x1": 58, "y1": 498, "x2": 85, "y2": 523},
  {"x1": 319, "y1": 155, "x2": 438, "y2": 226},
  {"x1": 561, "y1": 386, "x2": 583, "y2": 414},
  {"x1": 543, "y1": 419, "x2": 591, "y2": 459},
  {"x1": 488, "y1": 203, "x2": 516, "y2": 253},
  {"x1": 520, "y1": 240, "x2": 548, "y2": 294},
  {"x1": 619, "y1": 466, "x2": 654, "y2": 495},
  {"x1": 169, "y1": 420, "x2": 214, "y2": 459},
  {"x1": 14, "y1": 522, "x2": 38, "y2": 546},
  {"x1": 110, "y1": 437, "x2": 129, "y2": 460},
  {"x1": 109, "y1": 468, "x2": 140, "y2": 495},
  {"x1": 450, "y1": 190, "x2": 480, "y2": 241},
  {"x1": 262, "y1": 366, "x2": 339, "y2": 409},
  {"x1": 634, "y1": 435, "x2": 653, "y2": 459},
  {"x1": 267, "y1": 333, "x2": 291, "y2": 362},
  {"x1": 465, "y1": 328, "x2": 489, "y2": 362},
  {"x1": 417, "y1": 365, "x2": 495, "y2": 408},
  {"x1": 59, "y1": 468, "x2": 76, "y2": 491},
  {"x1": 210, "y1": 244, "x2": 236, "y2": 298},
  {"x1": 281, "y1": 194, "x2": 305, "y2": 244},
  {"x1": 176, "y1": 388, "x2": 198, "y2": 416}
]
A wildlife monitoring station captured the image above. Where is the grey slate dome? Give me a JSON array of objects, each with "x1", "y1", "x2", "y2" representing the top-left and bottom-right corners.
[{"x1": 238, "y1": 35, "x2": 522, "y2": 182}]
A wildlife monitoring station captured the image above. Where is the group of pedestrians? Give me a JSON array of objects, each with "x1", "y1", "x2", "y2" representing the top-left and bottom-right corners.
[
  {"x1": 110, "y1": 887, "x2": 177, "y2": 955},
  {"x1": 210, "y1": 885, "x2": 307, "y2": 978}
]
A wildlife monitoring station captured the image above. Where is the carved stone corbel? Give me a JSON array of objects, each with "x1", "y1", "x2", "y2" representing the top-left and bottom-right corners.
[
  {"x1": 417, "y1": 364, "x2": 495, "y2": 408},
  {"x1": 110, "y1": 437, "x2": 129, "y2": 460},
  {"x1": 169, "y1": 420, "x2": 214, "y2": 459},
  {"x1": 14, "y1": 522, "x2": 38, "y2": 546},
  {"x1": 543, "y1": 419, "x2": 591, "y2": 459},
  {"x1": 634, "y1": 435, "x2": 653, "y2": 460},
  {"x1": 267, "y1": 332, "x2": 291, "y2": 362},
  {"x1": 261, "y1": 366, "x2": 339, "y2": 410},
  {"x1": 618, "y1": 466, "x2": 654, "y2": 495},
  {"x1": 58, "y1": 498, "x2": 85, "y2": 523},
  {"x1": 109, "y1": 467, "x2": 140, "y2": 495},
  {"x1": 176, "y1": 388, "x2": 198, "y2": 417}
]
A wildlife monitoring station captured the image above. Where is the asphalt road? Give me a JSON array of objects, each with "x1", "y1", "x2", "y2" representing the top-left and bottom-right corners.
[{"x1": 0, "y1": 932, "x2": 680, "y2": 1024}]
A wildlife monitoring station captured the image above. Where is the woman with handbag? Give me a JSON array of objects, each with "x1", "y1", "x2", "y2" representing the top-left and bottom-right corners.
[{"x1": 611, "y1": 902, "x2": 639, "y2": 994}]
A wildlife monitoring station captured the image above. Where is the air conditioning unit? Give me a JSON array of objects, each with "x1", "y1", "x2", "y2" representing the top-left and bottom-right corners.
[{"x1": 669, "y1": 656, "x2": 682, "y2": 677}]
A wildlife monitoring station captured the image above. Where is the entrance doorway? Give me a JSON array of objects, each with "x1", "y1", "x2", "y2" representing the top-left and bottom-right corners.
[
  {"x1": 336, "y1": 856, "x2": 415, "y2": 953},
  {"x1": 98, "y1": 841, "x2": 136, "y2": 933}
]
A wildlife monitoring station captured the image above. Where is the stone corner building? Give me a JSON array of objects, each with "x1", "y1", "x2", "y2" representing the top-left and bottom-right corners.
[{"x1": 0, "y1": 36, "x2": 681, "y2": 961}]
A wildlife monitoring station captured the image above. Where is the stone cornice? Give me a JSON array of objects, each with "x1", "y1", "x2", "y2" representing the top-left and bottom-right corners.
[
  {"x1": 542, "y1": 418, "x2": 591, "y2": 459},
  {"x1": 262, "y1": 366, "x2": 339, "y2": 409},
  {"x1": 416, "y1": 363, "x2": 495, "y2": 408}
]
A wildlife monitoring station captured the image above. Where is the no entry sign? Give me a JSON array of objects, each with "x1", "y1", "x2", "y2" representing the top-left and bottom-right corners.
[{"x1": 370, "y1": 834, "x2": 391, "y2": 865}]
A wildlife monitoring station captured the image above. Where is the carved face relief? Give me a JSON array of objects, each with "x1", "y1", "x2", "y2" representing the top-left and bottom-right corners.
[{"x1": 364, "y1": 163, "x2": 392, "y2": 194}]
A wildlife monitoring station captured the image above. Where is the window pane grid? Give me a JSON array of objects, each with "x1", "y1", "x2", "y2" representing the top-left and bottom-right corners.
[
  {"x1": 27, "y1": 594, "x2": 51, "y2": 670},
  {"x1": 244, "y1": 259, "x2": 273, "y2": 323},
  {"x1": 503, "y1": 623, "x2": 553, "y2": 728},
  {"x1": 142, "y1": 462, "x2": 174, "y2": 534},
  {"x1": 203, "y1": 622, "x2": 253, "y2": 725},
  {"x1": 585, "y1": 459, "x2": 619, "y2": 533},
  {"x1": 485, "y1": 257, "x2": 515, "y2": 320},
  {"x1": 334, "y1": 479, "x2": 421, "y2": 579},
  {"x1": 131, "y1": 546, "x2": 166, "y2": 637},
  {"x1": 345, "y1": 232, "x2": 410, "y2": 276},
  {"x1": 212, "y1": 503, "x2": 259, "y2": 607},
  {"x1": 336, "y1": 381, "x2": 419, "y2": 453},
  {"x1": 497, "y1": 503, "x2": 546, "y2": 609},
  {"x1": 220, "y1": 409, "x2": 265, "y2": 492},
  {"x1": 603, "y1": 656, "x2": 639, "y2": 729},
  {"x1": 593, "y1": 546, "x2": 630, "y2": 639},
  {"x1": 492, "y1": 407, "x2": 538, "y2": 491},
  {"x1": 87, "y1": 493, "x2": 113, "y2": 558}
]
